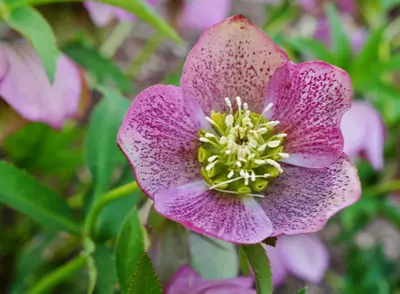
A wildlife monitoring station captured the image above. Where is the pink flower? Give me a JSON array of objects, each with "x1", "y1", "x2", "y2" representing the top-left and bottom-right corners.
[
  {"x1": 265, "y1": 234, "x2": 329, "y2": 287},
  {"x1": 84, "y1": 0, "x2": 160, "y2": 27},
  {"x1": 165, "y1": 265, "x2": 256, "y2": 294},
  {"x1": 117, "y1": 15, "x2": 361, "y2": 244},
  {"x1": 85, "y1": 0, "x2": 230, "y2": 30},
  {"x1": 0, "y1": 41, "x2": 81, "y2": 129},
  {"x1": 341, "y1": 101, "x2": 385, "y2": 170}
]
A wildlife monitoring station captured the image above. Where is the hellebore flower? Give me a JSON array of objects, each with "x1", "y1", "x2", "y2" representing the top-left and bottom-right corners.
[
  {"x1": 84, "y1": 0, "x2": 160, "y2": 27},
  {"x1": 264, "y1": 234, "x2": 328, "y2": 287},
  {"x1": 341, "y1": 101, "x2": 385, "y2": 170},
  {"x1": 118, "y1": 15, "x2": 361, "y2": 244},
  {"x1": 165, "y1": 265, "x2": 256, "y2": 294},
  {"x1": 0, "y1": 41, "x2": 81, "y2": 129}
]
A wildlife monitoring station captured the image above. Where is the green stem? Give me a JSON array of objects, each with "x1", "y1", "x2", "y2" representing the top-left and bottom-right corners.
[
  {"x1": 367, "y1": 180, "x2": 400, "y2": 195},
  {"x1": 84, "y1": 181, "x2": 139, "y2": 236},
  {"x1": 125, "y1": 31, "x2": 165, "y2": 78},
  {"x1": 27, "y1": 255, "x2": 87, "y2": 294},
  {"x1": 100, "y1": 22, "x2": 135, "y2": 58}
]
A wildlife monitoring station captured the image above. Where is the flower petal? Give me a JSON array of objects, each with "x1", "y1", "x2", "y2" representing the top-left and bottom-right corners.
[
  {"x1": 341, "y1": 101, "x2": 384, "y2": 170},
  {"x1": 181, "y1": 15, "x2": 288, "y2": 115},
  {"x1": 279, "y1": 234, "x2": 329, "y2": 284},
  {"x1": 117, "y1": 85, "x2": 208, "y2": 199},
  {"x1": 0, "y1": 42, "x2": 81, "y2": 129},
  {"x1": 84, "y1": 2, "x2": 116, "y2": 27},
  {"x1": 180, "y1": 0, "x2": 231, "y2": 31},
  {"x1": 166, "y1": 265, "x2": 255, "y2": 294},
  {"x1": 265, "y1": 61, "x2": 352, "y2": 168},
  {"x1": 259, "y1": 154, "x2": 361, "y2": 236},
  {"x1": 154, "y1": 180, "x2": 272, "y2": 244},
  {"x1": 262, "y1": 244, "x2": 288, "y2": 288}
]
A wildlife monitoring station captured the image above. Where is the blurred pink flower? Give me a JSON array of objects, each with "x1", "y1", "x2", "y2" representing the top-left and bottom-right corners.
[
  {"x1": 299, "y1": 0, "x2": 356, "y2": 13},
  {"x1": 165, "y1": 265, "x2": 256, "y2": 294},
  {"x1": 265, "y1": 234, "x2": 329, "y2": 287},
  {"x1": 117, "y1": 15, "x2": 361, "y2": 244},
  {"x1": 84, "y1": 0, "x2": 160, "y2": 27},
  {"x1": 85, "y1": 0, "x2": 230, "y2": 30},
  {"x1": 341, "y1": 101, "x2": 385, "y2": 170},
  {"x1": 0, "y1": 41, "x2": 81, "y2": 129}
]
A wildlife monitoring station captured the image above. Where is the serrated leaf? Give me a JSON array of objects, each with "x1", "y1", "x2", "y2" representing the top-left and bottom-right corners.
[
  {"x1": 94, "y1": 245, "x2": 117, "y2": 294},
  {"x1": 286, "y1": 38, "x2": 336, "y2": 64},
  {"x1": 115, "y1": 209, "x2": 144, "y2": 294},
  {"x1": 150, "y1": 220, "x2": 190, "y2": 283},
  {"x1": 190, "y1": 233, "x2": 238, "y2": 280},
  {"x1": 325, "y1": 3, "x2": 352, "y2": 68},
  {"x1": 128, "y1": 254, "x2": 162, "y2": 294},
  {"x1": 62, "y1": 42, "x2": 132, "y2": 93},
  {"x1": 242, "y1": 244, "x2": 272, "y2": 294},
  {"x1": 84, "y1": 87, "x2": 130, "y2": 201},
  {"x1": 0, "y1": 161, "x2": 79, "y2": 234},
  {"x1": 4, "y1": 5, "x2": 59, "y2": 82}
]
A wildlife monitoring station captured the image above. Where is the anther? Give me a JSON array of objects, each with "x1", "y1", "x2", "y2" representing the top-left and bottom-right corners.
[
  {"x1": 243, "y1": 102, "x2": 248, "y2": 110},
  {"x1": 225, "y1": 114, "x2": 234, "y2": 127},
  {"x1": 199, "y1": 138, "x2": 209, "y2": 143},
  {"x1": 265, "y1": 121, "x2": 280, "y2": 127},
  {"x1": 225, "y1": 97, "x2": 232, "y2": 108},
  {"x1": 236, "y1": 96, "x2": 242, "y2": 109},
  {"x1": 266, "y1": 159, "x2": 283, "y2": 173},
  {"x1": 251, "y1": 171, "x2": 256, "y2": 182},
  {"x1": 227, "y1": 170, "x2": 234, "y2": 179},
  {"x1": 208, "y1": 155, "x2": 218, "y2": 162},
  {"x1": 261, "y1": 103, "x2": 273, "y2": 115},
  {"x1": 267, "y1": 140, "x2": 281, "y2": 148},
  {"x1": 219, "y1": 136, "x2": 227, "y2": 144},
  {"x1": 257, "y1": 128, "x2": 268, "y2": 134},
  {"x1": 275, "y1": 133, "x2": 287, "y2": 138},
  {"x1": 257, "y1": 144, "x2": 267, "y2": 152},
  {"x1": 236, "y1": 161, "x2": 242, "y2": 167},
  {"x1": 254, "y1": 159, "x2": 266, "y2": 165},
  {"x1": 205, "y1": 133, "x2": 216, "y2": 138},
  {"x1": 206, "y1": 161, "x2": 218, "y2": 171},
  {"x1": 225, "y1": 150, "x2": 231, "y2": 155},
  {"x1": 244, "y1": 172, "x2": 250, "y2": 185},
  {"x1": 263, "y1": 173, "x2": 270, "y2": 178},
  {"x1": 278, "y1": 152, "x2": 290, "y2": 159},
  {"x1": 206, "y1": 116, "x2": 217, "y2": 125}
]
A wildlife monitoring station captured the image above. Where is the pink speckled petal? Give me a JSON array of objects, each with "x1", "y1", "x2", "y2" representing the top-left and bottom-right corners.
[
  {"x1": 180, "y1": 0, "x2": 231, "y2": 31},
  {"x1": 154, "y1": 180, "x2": 272, "y2": 244},
  {"x1": 341, "y1": 101, "x2": 384, "y2": 170},
  {"x1": 259, "y1": 154, "x2": 361, "y2": 236},
  {"x1": 262, "y1": 243, "x2": 288, "y2": 288},
  {"x1": 181, "y1": 15, "x2": 288, "y2": 115},
  {"x1": 0, "y1": 42, "x2": 81, "y2": 129},
  {"x1": 265, "y1": 61, "x2": 352, "y2": 168},
  {"x1": 117, "y1": 85, "x2": 208, "y2": 199},
  {"x1": 166, "y1": 265, "x2": 255, "y2": 294},
  {"x1": 279, "y1": 234, "x2": 329, "y2": 284},
  {"x1": 84, "y1": 2, "x2": 116, "y2": 27}
]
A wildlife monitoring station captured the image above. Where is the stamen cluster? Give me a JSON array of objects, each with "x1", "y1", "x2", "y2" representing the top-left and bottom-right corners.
[{"x1": 198, "y1": 97, "x2": 289, "y2": 197}]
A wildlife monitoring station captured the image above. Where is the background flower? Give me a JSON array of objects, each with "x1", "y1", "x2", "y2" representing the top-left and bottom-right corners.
[{"x1": 0, "y1": 42, "x2": 81, "y2": 129}]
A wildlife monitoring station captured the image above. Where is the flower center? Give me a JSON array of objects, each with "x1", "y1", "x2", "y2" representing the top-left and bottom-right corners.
[{"x1": 198, "y1": 97, "x2": 289, "y2": 197}]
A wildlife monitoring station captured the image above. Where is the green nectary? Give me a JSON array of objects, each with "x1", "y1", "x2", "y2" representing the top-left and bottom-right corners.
[{"x1": 198, "y1": 97, "x2": 289, "y2": 197}]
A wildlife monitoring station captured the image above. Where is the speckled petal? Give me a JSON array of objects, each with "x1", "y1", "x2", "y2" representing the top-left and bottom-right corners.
[
  {"x1": 341, "y1": 101, "x2": 384, "y2": 170},
  {"x1": 262, "y1": 243, "x2": 288, "y2": 288},
  {"x1": 265, "y1": 61, "x2": 352, "y2": 168},
  {"x1": 0, "y1": 42, "x2": 81, "y2": 129},
  {"x1": 180, "y1": 0, "x2": 231, "y2": 31},
  {"x1": 117, "y1": 85, "x2": 208, "y2": 199},
  {"x1": 259, "y1": 154, "x2": 361, "y2": 236},
  {"x1": 166, "y1": 265, "x2": 255, "y2": 294},
  {"x1": 279, "y1": 234, "x2": 329, "y2": 284},
  {"x1": 181, "y1": 15, "x2": 288, "y2": 115},
  {"x1": 154, "y1": 180, "x2": 272, "y2": 244}
]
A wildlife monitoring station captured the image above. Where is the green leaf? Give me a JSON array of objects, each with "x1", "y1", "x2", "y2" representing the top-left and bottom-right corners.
[
  {"x1": 285, "y1": 38, "x2": 336, "y2": 64},
  {"x1": 150, "y1": 220, "x2": 190, "y2": 283},
  {"x1": 4, "y1": 5, "x2": 59, "y2": 82},
  {"x1": 325, "y1": 3, "x2": 352, "y2": 68},
  {"x1": 62, "y1": 42, "x2": 132, "y2": 93},
  {"x1": 93, "y1": 245, "x2": 117, "y2": 294},
  {"x1": 84, "y1": 87, "x2": 130, "y2": 201},
  {"x1": 375, "y1": 54, "x2": 400, "y2": 72},
  {"x1": 238, "y1": 246, "x2": 250, "y2": 276},
  {"x1": 190, "y1": 233, "x2": 238, "y2": 279},
  {"x1": 128, "y1": 254, "x2": 162, "y2": 294},
  {"x1": 115, "y1": 209, "x2": 144, "y2": 294},
  {"x1": 87, "y1": 256, "x2": 97, "y2": 294},
  {"x1": 97, "y1": 0, "x2": 182, "y2": 45},
  {"x1": 242, "y1": 244, "x2": 273, "y2": 294},
  {"x1": 296, "y1": 286, "x2": 308, "y2": 294},
  {"x1": 0, "y1": 161, "x2": 79, "y2": 234}
]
